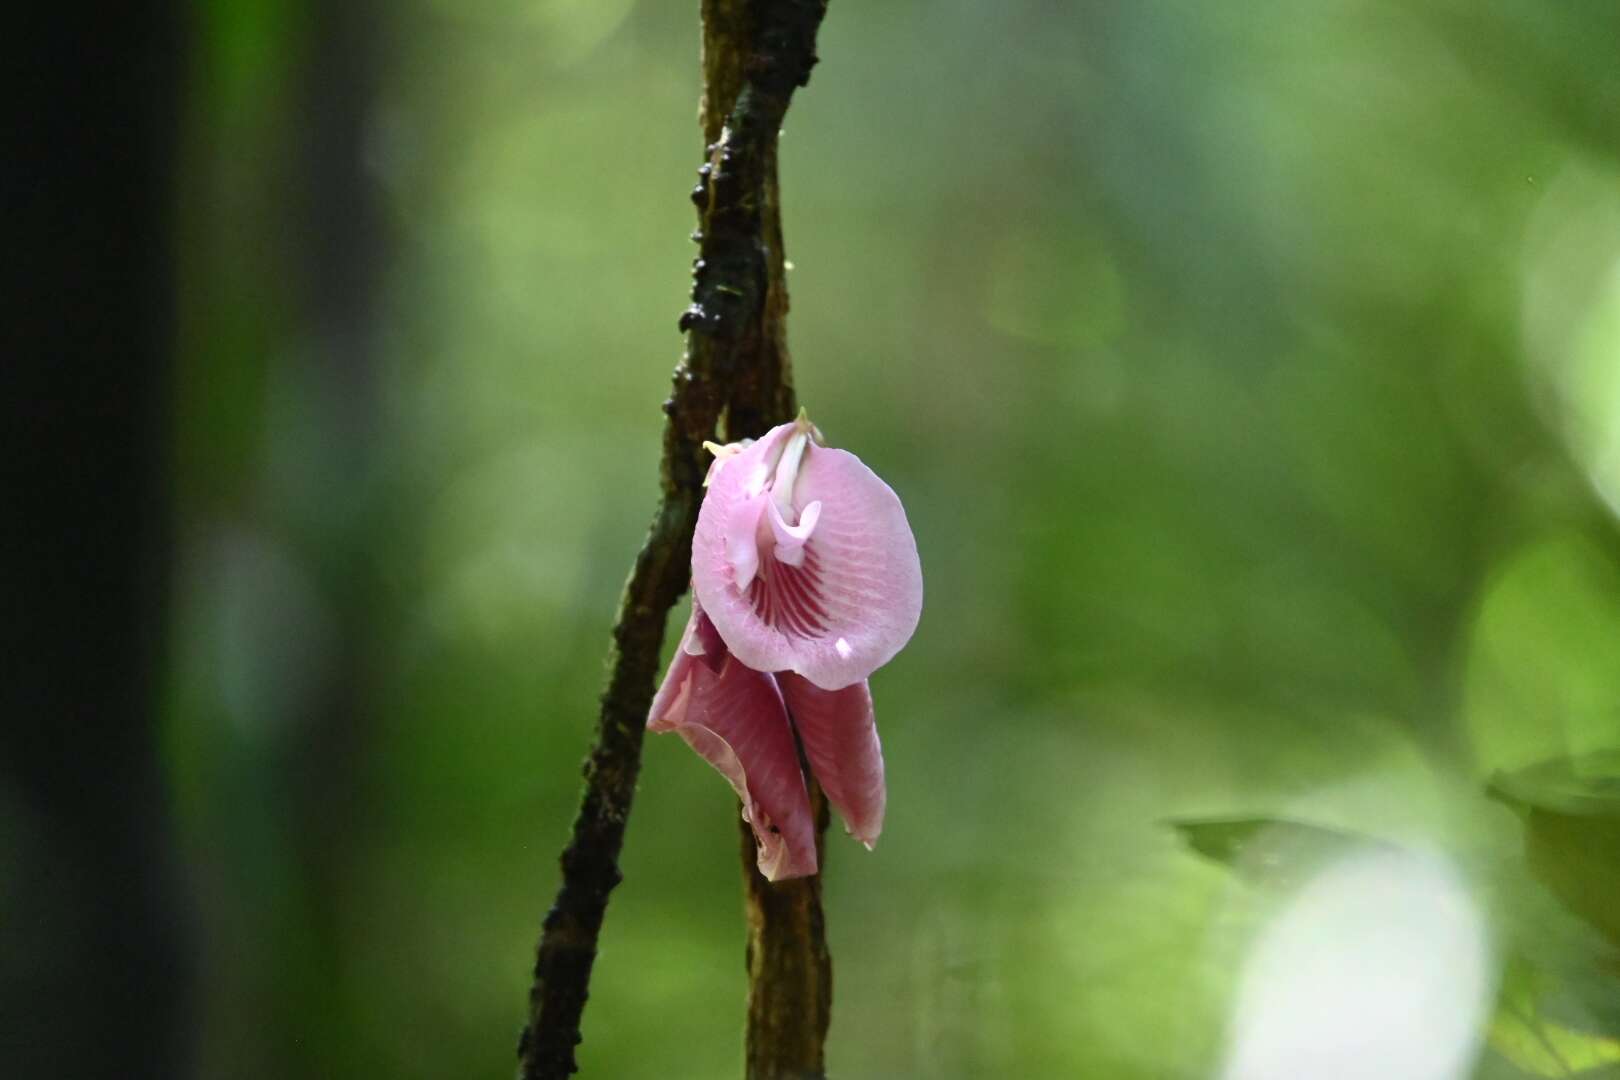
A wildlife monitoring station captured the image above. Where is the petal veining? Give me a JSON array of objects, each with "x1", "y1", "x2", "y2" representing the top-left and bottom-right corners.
[
  {"x1": 779, "y1": 672, "x2": 885, "y2": 848},
  {"x1": 747, "y1": 549, "x2": 831, "y2": 641},
  {"x1": 647, "y1": 609, "x2": 818, "y2": 880}
]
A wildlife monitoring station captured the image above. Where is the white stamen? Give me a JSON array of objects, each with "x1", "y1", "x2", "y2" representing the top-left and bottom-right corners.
[
  {"x1": 771, "y1": 431, "x2": 809, "y2": 517},
  {"x1": 729, "y1": 532, "x2": 759, "y2": 592},
  {"x1": 768, "y1": 499, "x2": 821, "y2": 567},
  {"x1": 744, "y1": 461, "x2": 772, "y2": 498}
]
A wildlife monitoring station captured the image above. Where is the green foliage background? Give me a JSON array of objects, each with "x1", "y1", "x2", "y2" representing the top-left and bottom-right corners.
[{"x1": 165, "y1": 1, "x2": 1620, "y2": 1076}]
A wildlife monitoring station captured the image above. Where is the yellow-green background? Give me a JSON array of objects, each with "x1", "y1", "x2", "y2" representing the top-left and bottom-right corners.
[{"x1": 164, "y1": 2, "x2": 1620, "y2": 1076}]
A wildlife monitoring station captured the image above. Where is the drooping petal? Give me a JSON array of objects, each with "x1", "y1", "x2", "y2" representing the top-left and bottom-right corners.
[
  {"x1": 694, "y1": 421, "x2": 923, "y2": 690},
  {"x1": 684, "y1": 605, "x2": 727, "y2": 674},
  {"x1": 778, "y1": 672, "x2": 885, "y2": 849},
  {"x1": 649, "y1": 617, "x2": 703, "y2": 731},
  {"x1": 647, "y1": 608, "x2": 818, "y2": 880}
]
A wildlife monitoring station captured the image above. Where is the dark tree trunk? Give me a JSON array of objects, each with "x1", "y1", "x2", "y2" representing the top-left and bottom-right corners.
[{"x1": 0, "y1": 7, "x2": 191, "y2": 1077}]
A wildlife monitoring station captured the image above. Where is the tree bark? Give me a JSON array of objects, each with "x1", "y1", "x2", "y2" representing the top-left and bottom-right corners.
[
  {"x1": 0, "y1": 6, "x2": 190, "y2": 1076},
  {"x1": 516, "y1": 2, "x2": 829, "y2": 1077},
  {"x1": 737, "y1": 786, "x2": 833, "y2": 1080}
]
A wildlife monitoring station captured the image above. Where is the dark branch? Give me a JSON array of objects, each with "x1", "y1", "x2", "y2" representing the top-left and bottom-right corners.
[
  {"x1": 737, "y1": 778, "x2": 833, "y2": 1080},
  {"x1": 515, "y1": 2, "x2": 829, "y2": 1077},
  {"x1": 695, "y1": 2, "x2": 836, "y2": 1078}
]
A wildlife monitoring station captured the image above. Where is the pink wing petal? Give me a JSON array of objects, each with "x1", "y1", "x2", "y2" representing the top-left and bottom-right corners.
[
  {"x1": 647, "y1": 608, "x2": 818, "y2": 880},
  {"x1": 694, "y1": 423, "x2": 923, "y2": 690},
  {"x1": 778, "y1": 672, "x2": 885, "y2": 849},
  {"x1": 647, "y1": 645, "x2": 700, "y2": 733},
  {"x1": 650, "y1": 605, "x2": 724, "y2": 730}
]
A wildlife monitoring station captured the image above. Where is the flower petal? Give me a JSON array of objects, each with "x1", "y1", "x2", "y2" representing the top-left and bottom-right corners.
[
  {"x1": 649, "y1": 626, "x2": 702, "y2": 732},
  {"x1": 723, "y1": 493, "x2": 768, "y2": 593},
  {"x1": 778, "y1": 672, "x2": 885, "y2": 849},
  {"x1": 694, "y1": 421, "x2": 923, "y2": 690},
  {"x1": 766, "y1": 498, "x2": 822, "y2": 568},
  {"x1": 683, "y1": 605, "x2": 727, "y2": 674},
  {"x1": 647, "y1": 609, "x2": 818, "y2": 880}
]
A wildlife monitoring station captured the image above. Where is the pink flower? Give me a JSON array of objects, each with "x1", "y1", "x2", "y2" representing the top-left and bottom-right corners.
[
  {"x1": 693, "y1": 414, "x2": 924, "y2": 691},
  {"x1": 648, "y1": 603, "x2": 819, "y2": 880},
  {"x1": 649, "y1": 413, "x2": 922, "y2": 880}
]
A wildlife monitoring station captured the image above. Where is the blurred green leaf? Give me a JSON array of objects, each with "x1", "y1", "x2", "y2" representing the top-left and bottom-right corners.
[
  {"x1": 1167, "y1": 815, "x2": 1395, "y2": 893},
  {"x1": 1491, "y1": 753, "x2": 1620, "y2": 820},
  {"x1": 1491, "y1": 753, "x2": 1620, "y2": 951},
  {"x1": 1489, "y1": 973, "x2": 1620, "y2": 1078}
]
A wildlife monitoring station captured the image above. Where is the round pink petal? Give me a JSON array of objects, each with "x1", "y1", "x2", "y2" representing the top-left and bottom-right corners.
[{"x1": 694, "y1": 423, "x2": 922, "y2": 690}]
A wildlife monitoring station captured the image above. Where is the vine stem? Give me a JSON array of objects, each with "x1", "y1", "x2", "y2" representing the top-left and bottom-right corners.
[{"x1": 515, "y1": 2, "x2": 830, "y2": 1077}]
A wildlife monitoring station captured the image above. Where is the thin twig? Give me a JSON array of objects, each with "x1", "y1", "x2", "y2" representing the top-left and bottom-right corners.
[{"x1": 515, "y1": 2, "x2": 829, "y2": 1077}]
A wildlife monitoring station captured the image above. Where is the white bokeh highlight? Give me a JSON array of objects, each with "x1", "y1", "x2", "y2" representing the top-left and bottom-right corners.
[{"x1": 1221, "y1": 848, "x2": 1493, "y2": 1080}]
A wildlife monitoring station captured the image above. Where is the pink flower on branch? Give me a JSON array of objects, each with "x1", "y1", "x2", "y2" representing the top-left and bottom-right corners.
[{"x1": 649, "y1": 412, "x2": 922, "y2": 880}]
